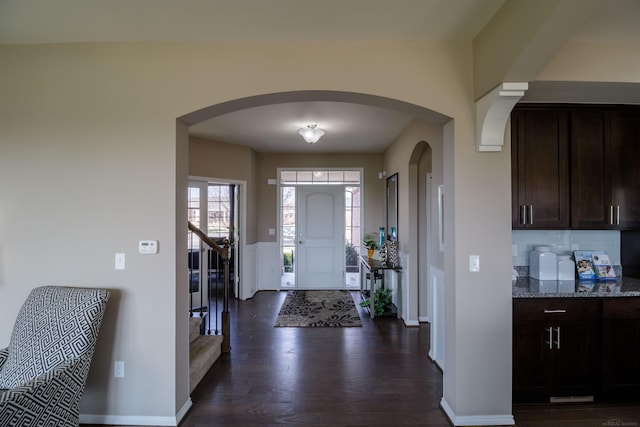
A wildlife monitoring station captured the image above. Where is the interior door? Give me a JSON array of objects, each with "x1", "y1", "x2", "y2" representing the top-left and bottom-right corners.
[{"x1": 296, "y1": 186, "x2": 345, "y2": 289}]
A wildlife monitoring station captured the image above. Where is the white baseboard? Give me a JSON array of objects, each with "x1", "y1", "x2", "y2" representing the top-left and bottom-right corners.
[
  {"x1": 176, "y1": 399, "x2": 192, "y2": 424},
  {"x1": 404, "y1": 319, "x2": 420, "y2": 327},
  {"x1": 428, "y1": 350, "x2": 444, "y2": 370},
  {"x1": 257, "y1": 242, "x2": 280, "y2": 291},
  {"x1": 80, "y1": 399, "x2": 192, "y2": 426},
  {"x1": 440, "y1": 398, "x2": 515, "y2": 426},
  {"x1": 418, "y1": 316, "x2": 429, "y2": 323}
]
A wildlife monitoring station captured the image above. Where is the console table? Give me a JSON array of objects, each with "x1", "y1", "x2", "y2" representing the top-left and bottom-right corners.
[{"x1": 359, "y1": 255, "x2": 401, "y2": 319}]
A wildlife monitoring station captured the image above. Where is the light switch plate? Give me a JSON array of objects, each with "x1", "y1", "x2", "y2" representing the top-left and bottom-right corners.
[
  {"x1": 115, "y1": 253, "x2": 125, "y2": 270},
  {"x1": 114, "y1": 361, "x2": 124, "y2": 378},
  {"x1": 469, "y1": 255, "x2": 480, "y2": 272}
]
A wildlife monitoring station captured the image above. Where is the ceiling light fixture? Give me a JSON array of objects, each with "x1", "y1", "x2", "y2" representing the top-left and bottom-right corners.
[{"x1": 298, "y1": 124, "x2": 325, "y2": 144}]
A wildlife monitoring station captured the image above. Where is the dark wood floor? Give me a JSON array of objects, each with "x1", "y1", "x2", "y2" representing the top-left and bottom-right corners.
[
  {"x1": 182, "y1": 290, "x2": 449, "y2": 426},
  {"x1": 181, "y1": 290, "x2": 640, "y2": 426},
  {"x1": 87, "y1": 289, "x2": 640, "y2": 426}
]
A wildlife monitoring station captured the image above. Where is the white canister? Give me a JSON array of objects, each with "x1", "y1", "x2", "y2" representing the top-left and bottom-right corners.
[
  {"x1": 557, "y1": 255, "x2": 575, "y2": 281},
  {"x1": 529, "y1": 246, "x2": 557, "y2": 280}
]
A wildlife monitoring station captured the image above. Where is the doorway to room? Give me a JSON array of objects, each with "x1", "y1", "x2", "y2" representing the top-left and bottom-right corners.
[
  {"x1": 188, "y1": 180, "x2": 241, "y2": 298},
  {"x1": 279, "y1": 169, "x2": 362, "y2": 290}
]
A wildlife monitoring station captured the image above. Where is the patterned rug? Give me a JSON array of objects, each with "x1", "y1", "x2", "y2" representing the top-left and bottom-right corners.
[{"x1": 274, "y1": 290, "x2": 362, "y2": 327}]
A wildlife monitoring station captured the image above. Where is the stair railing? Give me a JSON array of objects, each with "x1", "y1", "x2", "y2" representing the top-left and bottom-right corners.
[{"x1": 188, "y1": 221, "x2": 231, "y2": 353}]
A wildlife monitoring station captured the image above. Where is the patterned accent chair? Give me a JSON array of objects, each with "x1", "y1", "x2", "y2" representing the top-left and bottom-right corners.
[{"x1": 0, "y1": 286, "x2": 110, "y2": 427}]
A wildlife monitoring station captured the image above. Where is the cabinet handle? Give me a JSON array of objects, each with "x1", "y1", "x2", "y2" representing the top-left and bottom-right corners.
[
  {"x1": 617, "y1": 205, "x2": 620, "y2": 225},
  {"x1": 554, "y1": 327, "x2": 561, "y2": 349},
  {"x1": 610, "y1": 205, "x2": 614, "y2": 225},
  {"x1": 521, "y1": 205, "x2": 526, "y2": 225},
  {"x1": 543, "y1": 309, "x2": 567, "y2": 314},
  {"x1": 545, "y1": 327, "x2": 553, "y2": 349},
  {"x1": 529, "y1": 205, "x2": 534, "y2": 225}
]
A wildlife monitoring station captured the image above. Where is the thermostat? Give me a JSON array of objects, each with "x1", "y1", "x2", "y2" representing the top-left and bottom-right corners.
[{"x1": 138, "y1": 240, "x2": 159, "y2": 254}]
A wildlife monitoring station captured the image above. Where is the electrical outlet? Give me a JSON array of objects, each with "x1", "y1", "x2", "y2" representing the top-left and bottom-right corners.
[{"x1": 114, "y1": 361, "x2": 124, "y2": 378}]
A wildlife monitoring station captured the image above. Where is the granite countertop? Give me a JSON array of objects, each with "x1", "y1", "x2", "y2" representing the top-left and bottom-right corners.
[{"x1": 513, "y1": 276, "x2": 640, "y2": 298}]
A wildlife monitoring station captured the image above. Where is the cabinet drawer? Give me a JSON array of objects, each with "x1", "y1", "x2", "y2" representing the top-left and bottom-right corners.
[
  {"x1": 514, "y1": 298, "x2": 600, "y2": 322},
  {"x1": 603, "y1": 298, "x2": 640, "y2": 320}
]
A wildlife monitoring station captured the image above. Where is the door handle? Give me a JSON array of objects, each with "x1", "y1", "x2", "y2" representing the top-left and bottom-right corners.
[
  {"x1": 554, "y1": 327, "x2": 561, "y2": 349},
  {"x1": 298, "y1": 240, "x2": 304, "y2": 244},
  {"x1": 521, "y1": 205, "x2": 527, "y2": 225},
  {"x1": 529, "y1": 205, "x2": 534, "y2": 225},
  {"x1": 543, "y1": 309, "x2": 567, "y2": 314},
  {"x1": 545, "y1": 327, "x2": 553, "y2": 349},
  {"x1": 617, "y1": 205, "x2": 620, "y2": 225}
]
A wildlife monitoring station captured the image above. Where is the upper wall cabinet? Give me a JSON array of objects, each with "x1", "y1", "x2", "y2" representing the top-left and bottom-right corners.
[
  {"x1": 609, "y1": 109, "x2": 640, "y2": 229},
  {"x1": 512, "y1": 105, "x2": 640, "y2": 230},
  {"x1": 511, "y1": 107, "x2": 570, "y2": 229},
  {"x1": 570, "y1": 108, "x2": 608, "y2": 229}
]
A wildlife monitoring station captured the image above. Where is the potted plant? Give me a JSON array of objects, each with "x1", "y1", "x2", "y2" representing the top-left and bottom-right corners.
[
  {"x1": 359, "y1": 288, "x2": 392, "y2": 316},
  {"x1": 363, "y1": 233, "x2": 378, "y2": 259}
]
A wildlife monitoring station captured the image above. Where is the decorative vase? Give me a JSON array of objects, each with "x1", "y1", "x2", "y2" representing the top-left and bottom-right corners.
[
  {"x1": 385, "y1": 240, "x2": 399, "y2": 268},
  {"x1": 367, "y1": 248, "x2": 374, "y2": 259}
]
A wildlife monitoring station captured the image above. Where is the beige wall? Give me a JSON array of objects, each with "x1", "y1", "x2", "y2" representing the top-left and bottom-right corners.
[
  {"x1": 3, "y1": 5, "x2": 632, "y2": 420},
  {"x1": 473, "y1": 0, "x2": 604, "y2": 98},
  {"x1": 189, "y1": 136, "x2": 259, "y2": 243},
  {"x1": 383, "y1": 118, "x2": 444, "y2": 323},
  {"x1": 537, "y1": 41, "x2": 640, "y2": 82},
  {"x1": 2, "y1": 40, "x2": 494, "y2": 421},
  {"x1": 189, "y1": 139, "x2": 385, "y2": 246}
]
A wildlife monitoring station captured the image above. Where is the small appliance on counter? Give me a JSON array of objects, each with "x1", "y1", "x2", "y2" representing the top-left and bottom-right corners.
[
  {"x1": 557, "y1": 255, "x2": 575, "y2": 281},
  {"x1": 529, "y1": 245, "x2": 557, "y2": 280}
]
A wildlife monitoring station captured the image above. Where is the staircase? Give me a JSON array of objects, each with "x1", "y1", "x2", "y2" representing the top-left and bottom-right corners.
[{"x1": 189, "y1": 315, "x2": 223, "y2": 393}]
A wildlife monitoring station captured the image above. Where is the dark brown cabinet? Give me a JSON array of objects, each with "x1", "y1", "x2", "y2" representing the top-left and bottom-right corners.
[
  {"x1": 570, "y1": 109, "x2": 608, "y2": 228},
  {"x1": 513, "y1": 299, "x2": 600, "y2": 403},
  {"x1": 602, "y1": 298, "x2": 640, "y2": 400},
  {"x1": 512, "y1": 105, "x2": 640, "y2": 230},
  {"x1": 511, "y1": 108, "x2": 570, "y2": 229},
  {"x1": 571, "y1": 107, "x2": 640, "y2": 229},
  {"x1": 609, "y1": 110, "x2": 640, "y2": 229}
]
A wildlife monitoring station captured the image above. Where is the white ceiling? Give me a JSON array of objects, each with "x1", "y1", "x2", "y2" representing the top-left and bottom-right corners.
[
  {"x1": 2, "y1": 0, "x2": 638, "y2": 153},
  {"x1": 189, "y1": 102, "x2": 416, "y2": 154}
]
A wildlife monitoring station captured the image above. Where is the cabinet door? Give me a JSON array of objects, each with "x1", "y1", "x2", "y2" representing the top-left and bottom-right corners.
[
  {"x1": 550, "y1": 320, "x2": 599, "y2": 399},
  {"x1": 512, "y1": 109, "x2": 569, "y2": 229},
  {"x1": 602, "y1": 298, "x2": 640, "y2": 400},
  {"x1": 513, "y1": 321, "x2": 549, "y2": 403},
  {"x1": 602, "y1": 319, "x2": 640, "y2": 400},
  {"x1": 609, "y1": 109, "x2": 640, "y2": 229},
  {"x1": 571, "y1": 109, "x2": 608, "y2": 228}
]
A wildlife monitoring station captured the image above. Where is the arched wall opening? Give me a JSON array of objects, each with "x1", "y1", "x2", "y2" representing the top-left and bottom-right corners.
[
  {"x1": 410, "y1": 141, "x2": 434, "y2": 322},
  {"x1": 175, "y1": 89, "x2": 451, "y2": 404}
]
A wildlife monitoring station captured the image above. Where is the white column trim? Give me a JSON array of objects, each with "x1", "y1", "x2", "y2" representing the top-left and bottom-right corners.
[
  {"x1": 476, "y1": 82, "x2": 528, "y2": 152},
  {"x1": 440, "y1": 398, "x2": 515, "y2": 426}
]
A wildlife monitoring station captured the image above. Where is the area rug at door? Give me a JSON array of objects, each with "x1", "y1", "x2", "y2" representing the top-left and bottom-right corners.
[{"x1": 274, "y1": 290, "x2": 362, "y2": 327}]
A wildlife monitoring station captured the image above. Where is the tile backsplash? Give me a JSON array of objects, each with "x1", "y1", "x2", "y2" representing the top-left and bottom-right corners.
[{"x1": 512, "y1": 230, "x2": 620, "y2": 266}]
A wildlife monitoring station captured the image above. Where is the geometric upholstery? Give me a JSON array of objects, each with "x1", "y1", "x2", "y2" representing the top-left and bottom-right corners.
[{"x1": 0, "y1": 286, "x2": 110, "y2": 427}]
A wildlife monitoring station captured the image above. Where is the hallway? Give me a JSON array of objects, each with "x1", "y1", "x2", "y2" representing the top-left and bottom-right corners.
[
  {"x1": 182, "y1": 290, "x2": 449, "y2": 426},
  {"x1": 178, "y1": 290, "x2": 640, "y2": 426}
]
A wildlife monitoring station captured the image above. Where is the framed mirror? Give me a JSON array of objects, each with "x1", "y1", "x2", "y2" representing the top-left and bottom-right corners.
[{"x1": 386, "y1": 173, "x2": 398, "y2": 240}]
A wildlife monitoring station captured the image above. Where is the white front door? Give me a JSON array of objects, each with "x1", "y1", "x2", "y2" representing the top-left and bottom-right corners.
[{"x1": 296, "y1": 186, "x2": 345, "y2": 289}]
